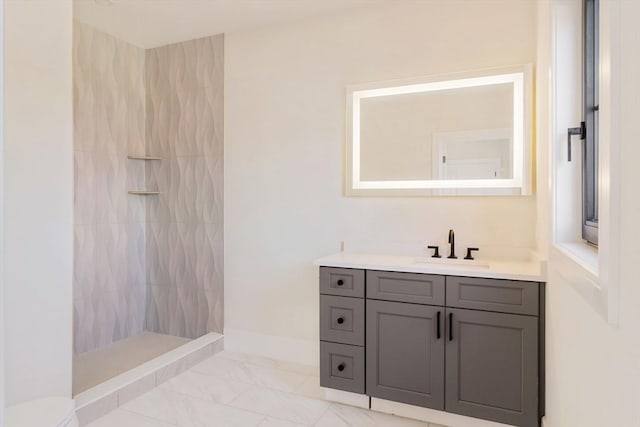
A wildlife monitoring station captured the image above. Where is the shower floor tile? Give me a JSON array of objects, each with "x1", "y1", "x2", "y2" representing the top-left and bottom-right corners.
[{"x1": 74, "y1": 332, "x2": 191, "y2": 395}]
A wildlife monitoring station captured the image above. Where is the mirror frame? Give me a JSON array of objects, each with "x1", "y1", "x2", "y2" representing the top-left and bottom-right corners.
[{"x1": 345, "y1": 65, "x2": 533, "y2": 196}]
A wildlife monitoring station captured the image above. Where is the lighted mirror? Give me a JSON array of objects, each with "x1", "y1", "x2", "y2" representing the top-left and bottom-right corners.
[{"x1": 346, "y1": 65, "x2": 532, "y2": 196}]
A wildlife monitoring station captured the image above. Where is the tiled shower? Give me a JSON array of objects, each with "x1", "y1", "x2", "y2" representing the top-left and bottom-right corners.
[{"x1": 72, "y1": 21, "x2": 223, "y2": 392}]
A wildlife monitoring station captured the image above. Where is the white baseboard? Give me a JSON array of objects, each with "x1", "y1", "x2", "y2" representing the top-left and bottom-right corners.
[
  {"x1": 223, "y1": 328, "x2": 319, "y2": 366},
  {"x1": 371, "y1": 398, "x2": 514, "y2": 427}
]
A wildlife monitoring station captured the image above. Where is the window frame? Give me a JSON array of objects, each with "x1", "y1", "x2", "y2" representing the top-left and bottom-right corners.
[{"x1": 582, "y1": 0, "x2": 599, "y2": 246}]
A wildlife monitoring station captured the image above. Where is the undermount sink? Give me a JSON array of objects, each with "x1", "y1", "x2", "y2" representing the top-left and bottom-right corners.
[{"x1": 411, "y1": 258, "x2": 490, "y2": 269}]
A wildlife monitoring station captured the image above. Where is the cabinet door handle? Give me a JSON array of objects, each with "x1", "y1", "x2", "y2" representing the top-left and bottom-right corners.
[
  {"x1": 336, "y1": 316, "x2": 345, "y2": 325},
  {"x1": 436, "y1": 311, "x2": 441, "y2": 339},
  {"x1": 337, "y1": 363, "x2": 345, "y2": 372},
  {"x1": 449, "y1": 312, "x2": 453, "y2": 341},
  {"x1": 336, "y1": 279, "x2": 344, "y2": 286}
]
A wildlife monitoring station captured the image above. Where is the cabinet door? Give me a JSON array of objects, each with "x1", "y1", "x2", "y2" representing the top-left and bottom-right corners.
[
  {"x1": 366, "y1": 300, "x2": 445, "y2": 409},
  {"x1": 446, "y1": 308, "x2": 538, "y2": 427}
]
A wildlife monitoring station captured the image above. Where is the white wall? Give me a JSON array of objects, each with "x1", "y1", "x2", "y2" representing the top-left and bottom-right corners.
[
  {"x1": 3, "y1": 0, "x2": 73, "y2": 405},
  {"x1": 0, "y1": 0, "x2": 4, "y2": 421},
  {"x1": 541, "y1": 1, "x2": 640, "y2": 426},
  {"x1": 225, "y1": 1, "x2": 537, "y2": 353}
]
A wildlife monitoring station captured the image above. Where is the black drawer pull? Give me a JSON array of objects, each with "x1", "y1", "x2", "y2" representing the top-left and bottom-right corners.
[
  {"x1": 337, "y1": 316, "x2": 345, "y2": 325},
  {"x1": 436, "y1": 311, "x2": 441, "y2": 339},
  {"x1": 336, "y1": 279, "x2": 344, "y2": 286},
  {"x1": 449, "y1": 312, "x2": 453, "y2": 341},
  {"x1": 337, "y1": 363, "x2": 346, "y2": 372}
]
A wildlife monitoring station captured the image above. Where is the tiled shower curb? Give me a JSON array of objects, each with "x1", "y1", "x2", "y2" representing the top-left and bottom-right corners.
[{"x1": 74, "y1": 333, "x2": 224, "y2": 426}]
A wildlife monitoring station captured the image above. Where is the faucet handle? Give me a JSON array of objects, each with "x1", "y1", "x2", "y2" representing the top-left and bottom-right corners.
[
  {"x1": 464, "y1": 247, "x2": 479, "y2": 260},
  {"x1": 427, "y1": 245, "x2": 441, "y2": 258}
]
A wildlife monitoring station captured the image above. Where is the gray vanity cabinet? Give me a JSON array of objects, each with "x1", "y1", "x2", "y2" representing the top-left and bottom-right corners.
[
  {"x1": 318, "y1": 266, "x2": 544, "y2": 427},
  {"x1": 319, "y1": 267, "x2": 366, "y2": 394},
  {"x1": 366, "y1": 299, "x2": 445, "y2": 409},
  {"x1": 445, "y1": 307, "x2": 539, "y2": 427}
]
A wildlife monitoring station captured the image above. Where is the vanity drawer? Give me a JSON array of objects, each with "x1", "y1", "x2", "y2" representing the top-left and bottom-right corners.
[
  {"x1": 446, "y1": 276, "x2": 540, "y2": 316},
  {"x1": 366, "y1": 270, "x2": 445, "y2": 305},
  {"x1": 320, "y1": 267, "x2": 365, "y2": 298},
  {"x1": 320, "y1": 341, "x2": 365, "y2": 394},
  {"x1": 320, "y1": 295, "x2": 365, "y2": 346}
]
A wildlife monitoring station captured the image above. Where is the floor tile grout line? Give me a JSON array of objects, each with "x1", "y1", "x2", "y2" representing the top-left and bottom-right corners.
[
  {"x1": 220, "y1": 401, "x2": 314, "y2": 427},
  {"x1": 187, "y1": 360, "x2": 311, "y2": 393},
  {"x1": 214, "y1": 352, "x2": 318, "y2": 376},
  {"x1": 211, "y1": 374, "x2": 326, "y2": 407},
  {"x1": 310, "y1": 401, "x2": 334, "y2": 427},
  {"x1": 118, "y1": 407, "x2": 182, "y2": 427},
  {"x1": 156, "y1": 380, "x2": 248, "y2": 406},
  {"x1": 121, "y1": 389, "x2": 269, "y2": 427},
  {"x1": 182, "y1": 368, "x2": 309, "y2": 395},
  {"x1": 223, "y1": 383, "x2": 328, "y2": 426},
  {"x1": 205, "y1": 352, "x2": 318, "y2": 373}
]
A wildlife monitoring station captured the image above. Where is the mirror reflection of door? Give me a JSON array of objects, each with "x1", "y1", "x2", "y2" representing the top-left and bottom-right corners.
[
  {"x1": 443, "y1": 158, "x2": 502, "y2": 179},
  {"x1": 432, "y1": 129, "x2": 513, "y2": 181},
  {"x1": 434, "y1": 133, "x2": 511, "y2": 195}
]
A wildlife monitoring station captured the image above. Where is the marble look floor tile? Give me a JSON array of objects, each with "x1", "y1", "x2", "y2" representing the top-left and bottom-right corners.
[
  {"x1": 314, "y1": 403, "x2": 430, "y2": 427},
  {"x1": 257, "y1": 417, "x2": 308, "y2": 427},
  {"x1": 216, "y1": 351, "x2": 318, "y2": 376},
  {"x1": 276, "y1": 360, "x2": 319, "y2": 377},
  {"x1": 86, "y1": 408, "x2": 172, "y2": 427},
  {"x1": 160, "y1": 369, "x2": 251, "y2": 404},
  {"x1": 190, "y1": 357, "x2": 258, "y2": 383},
  {"x1": 228, "y1": 386, "x2": 330, "y2": 426},
  {"x1": 216, "y1": 351, "x2": 280, "y2": 369},
  {"x1": 243, "y1": 363, "x2": 308, "y2": 393},
  {"x1": 123, "y1": 387, "x2": 263, "y2": 427},
  {"x1": 190, "y1": 355, "x2": 308, "y2": 393},
  {"x1": 295, "y1": 376, "x2": 325, "y2": 400}
]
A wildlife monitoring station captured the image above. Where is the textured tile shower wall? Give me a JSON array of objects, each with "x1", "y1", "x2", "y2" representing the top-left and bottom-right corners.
[
  {"x1": 73, "y1": 22, "x2": 224, "y2": 353},
  {"x1": 73, "y1": 21, "x2": 147, "y2": 354},
  {"x1": 144, "y1": 36, "x2": 224, "y2": 338}
]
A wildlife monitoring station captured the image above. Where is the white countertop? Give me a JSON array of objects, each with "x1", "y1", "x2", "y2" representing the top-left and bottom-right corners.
[{"x1": 314, "y1": 252, "x2": 546, "y2": 282}]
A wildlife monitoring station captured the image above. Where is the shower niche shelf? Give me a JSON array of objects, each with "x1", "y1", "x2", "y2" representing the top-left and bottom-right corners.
[
  {"x1": 128, "y1": 155, "x2": 161, "y2": 195},
  {"x1": 127, "y1": 155, "x2": 162, "y2": 160},
  {"x1": 128, "y1": 190, "x2": 161, "y2": 196}
]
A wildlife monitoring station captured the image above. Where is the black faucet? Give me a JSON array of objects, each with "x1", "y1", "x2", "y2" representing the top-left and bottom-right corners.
[{"x1": 448, "y1": 229, "x2": 457, "y2": 259}]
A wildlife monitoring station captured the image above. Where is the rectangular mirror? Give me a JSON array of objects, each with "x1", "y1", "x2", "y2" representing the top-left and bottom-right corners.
[{"x1": 346, "y1": 65, "x2": 532, "y2": 196}]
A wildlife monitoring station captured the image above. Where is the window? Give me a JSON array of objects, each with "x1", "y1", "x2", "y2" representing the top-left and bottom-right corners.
[
  {"x1": 551, "y1": 0, "x2": 620, "y2": 323},
  {"x1": 582, "y1": 0, "x2": 599, "y2": 245}
]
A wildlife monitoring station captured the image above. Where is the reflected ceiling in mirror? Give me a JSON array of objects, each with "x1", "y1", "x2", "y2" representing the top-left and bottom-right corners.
[{"x1": 346, "y1": 66, "x2": 532, "y2": 196}]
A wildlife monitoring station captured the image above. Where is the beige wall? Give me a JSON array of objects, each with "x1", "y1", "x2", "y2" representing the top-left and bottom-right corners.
[
  {"x1": 225, "y1": 1, "x2": 537, "y2": 347},
  {"x1": 0, "y1": 0, "x2": 4, "y2": 419},
  {"x1": 3, "y1": 0, "x2": 73, "y2": 404}
]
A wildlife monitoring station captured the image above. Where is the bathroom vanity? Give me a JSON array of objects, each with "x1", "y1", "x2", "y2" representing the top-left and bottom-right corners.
[{"x1": 315, "y1": 253, "x2": 545, "y2": 427}]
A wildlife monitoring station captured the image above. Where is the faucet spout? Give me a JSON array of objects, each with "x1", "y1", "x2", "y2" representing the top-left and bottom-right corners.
[{"x1": 448, "y1": 229, "x2": 457, "y2": 259}]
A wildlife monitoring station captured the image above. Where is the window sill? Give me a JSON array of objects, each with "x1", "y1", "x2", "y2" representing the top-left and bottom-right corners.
[
  {"x1": 554, "y1": 241, "x2": 598, "y2": 276},
  {"x1": 550, "y1": 242, "x2": 608, "y2": 319}
]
